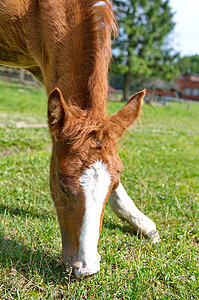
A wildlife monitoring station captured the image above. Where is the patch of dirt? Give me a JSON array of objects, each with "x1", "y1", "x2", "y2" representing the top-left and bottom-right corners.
[
  {"x1": 15, "y1": 121, "x2": 47, "y2": 128},
  {"x1": 0, "y1": 147, "x2": 34, "y2": 157},
  {"x1": 0, "y1": 113, "x2": 47, "y2": 128},
  {"x1": 0, "y1": 145, "x2": 51, "y2": 157},
  {"x1": 0, "y1": 149, "x2": 19, "y2": 157}
]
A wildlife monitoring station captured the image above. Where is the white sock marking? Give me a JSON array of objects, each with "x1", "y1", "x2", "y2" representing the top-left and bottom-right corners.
[
  {"x1": 109, "y1": 182, "x2": 157, "y2": 235},
  {"x1": 77, "y1": 160, "x2": 111, "y2": 275}
]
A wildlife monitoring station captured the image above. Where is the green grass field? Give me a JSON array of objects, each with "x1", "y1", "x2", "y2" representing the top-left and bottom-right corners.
[{"x1": 0, "y1": 81, "x2": 198, "y2": 299}]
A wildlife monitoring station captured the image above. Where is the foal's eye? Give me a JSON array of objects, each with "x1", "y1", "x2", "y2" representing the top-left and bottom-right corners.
[
  {"x1": 96, "y1": 144, "x2": 102, "y2": 151},
  {"x1": 59, "y1": 181, "x2": 69, "y2": 196},
  {"x1": 96, "y1": 140, "x2": 105, "y2": 151},
  {"x1": 95, "y1": 140, "x2": 102, "y2": 150}
]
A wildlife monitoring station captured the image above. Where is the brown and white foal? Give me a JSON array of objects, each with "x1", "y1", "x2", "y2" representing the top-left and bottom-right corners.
[{"x1": 0, "y1": 0, "x2": 159, "y2": 277}]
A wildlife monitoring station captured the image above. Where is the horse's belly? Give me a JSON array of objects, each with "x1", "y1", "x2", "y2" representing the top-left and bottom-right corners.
[
  {"x1": 0, "y1": 0, "x2": 34, "y2": 68},
  {"x1": 0, "y1": 0, "x2": 30, "y2": 19},
  {"x1": 0, "y1": 47, "x2": 35, "y2": 68}
]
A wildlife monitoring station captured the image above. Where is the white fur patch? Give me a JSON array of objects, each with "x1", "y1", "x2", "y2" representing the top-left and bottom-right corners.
[
  {"x1": 109, "y1": 182, "x2": 158, "y2": 237},
  {"x1": 77, "y1": 160, "x2": 111, "y2": 276}
]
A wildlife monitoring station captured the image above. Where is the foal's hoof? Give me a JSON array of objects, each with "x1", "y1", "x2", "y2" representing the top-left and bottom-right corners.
[{"x1": 146, "y1": 230, "x2": 160, "y2": 243}]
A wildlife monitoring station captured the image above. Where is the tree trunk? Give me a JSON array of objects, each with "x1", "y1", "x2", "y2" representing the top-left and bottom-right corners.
[{"x1": 122, "y1": 72, "x2": 131, "y2": 101}]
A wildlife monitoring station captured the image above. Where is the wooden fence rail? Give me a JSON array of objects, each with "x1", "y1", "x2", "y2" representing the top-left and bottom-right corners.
[{"x1": 0, "y1": 66, "x2": 39, "y2": 86}]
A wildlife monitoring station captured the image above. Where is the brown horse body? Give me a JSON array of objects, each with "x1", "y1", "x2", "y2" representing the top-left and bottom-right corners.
[{"x1": 0, "y1": 0, "x2": 159, "y2": 277}]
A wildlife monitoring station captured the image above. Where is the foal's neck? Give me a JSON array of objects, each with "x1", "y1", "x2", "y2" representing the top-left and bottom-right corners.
[{"x1": 35, "y1": 0, "x2": 114, "y2": 116}]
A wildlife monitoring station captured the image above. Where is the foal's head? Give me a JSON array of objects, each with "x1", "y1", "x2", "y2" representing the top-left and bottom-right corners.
[{"x1": 47, "y1": 88, "x2": 145, "y2": 277}]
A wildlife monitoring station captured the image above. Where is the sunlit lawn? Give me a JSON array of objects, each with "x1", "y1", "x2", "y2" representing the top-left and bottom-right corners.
[{"x1": 0, "y1": 81, "x2": 198, "y2": 299}]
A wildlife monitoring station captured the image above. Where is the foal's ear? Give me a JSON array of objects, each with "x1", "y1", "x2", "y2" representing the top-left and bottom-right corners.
[
  {"x1": 109, "y1": 90, "x2": 145, "y2": 138},
  {"x1": 48, "y1": 88, "x2": 70, "y2": 136}
]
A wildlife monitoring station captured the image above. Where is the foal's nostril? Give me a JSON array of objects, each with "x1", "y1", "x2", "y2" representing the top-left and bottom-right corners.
[
  {"x1": 71, "y1": 267, "x2": 81, "y2": 278},
  {"x1": 72, "y1": 266, "x2": 84, "y2": 279}
]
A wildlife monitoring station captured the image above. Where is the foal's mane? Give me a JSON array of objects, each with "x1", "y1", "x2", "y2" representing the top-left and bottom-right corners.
[{"x1": 52, "y1": 0, "x2": 117, "y2": 113}]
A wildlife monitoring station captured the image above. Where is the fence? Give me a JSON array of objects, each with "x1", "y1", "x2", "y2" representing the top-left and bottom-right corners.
[
  {"x1": 0, "y1": 66, "x2": 39, "y2": 86},
  {"x1": 108, "y1": 89, "x2": 123, "y2": 101}
]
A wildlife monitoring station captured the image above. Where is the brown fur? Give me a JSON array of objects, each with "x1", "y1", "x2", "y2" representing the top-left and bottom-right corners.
[{"x1": 0, "y1": 0, "x2": 145, "y2": 273}]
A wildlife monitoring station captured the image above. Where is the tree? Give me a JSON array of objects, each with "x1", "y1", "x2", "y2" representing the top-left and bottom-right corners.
[
  {"x1": 112, "y1": 0, "x2": 179, "y2": 101},
  {"x1": 177, "y1": 55, "x2": 199, "y2": 75}
]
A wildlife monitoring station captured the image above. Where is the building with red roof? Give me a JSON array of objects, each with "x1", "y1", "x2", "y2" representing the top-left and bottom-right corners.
[{"x1": 174, "y1": 74, "x2": 199, "y2": 100}]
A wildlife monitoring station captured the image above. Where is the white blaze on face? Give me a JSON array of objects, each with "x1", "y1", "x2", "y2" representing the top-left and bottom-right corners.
[{"x1": 77, "y1": 160, "x2": 111, "y2": 277}]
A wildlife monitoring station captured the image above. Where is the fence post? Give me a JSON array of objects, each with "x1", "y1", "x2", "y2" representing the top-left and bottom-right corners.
[
  {"x1": 19, "y1": 69, "x2": 25, "y2": 81},
  {"x1": 187, "y1": 101, "x2": 192, "y2": 112}
]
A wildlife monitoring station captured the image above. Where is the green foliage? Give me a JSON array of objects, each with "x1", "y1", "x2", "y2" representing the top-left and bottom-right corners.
[
  {"x1": 177, "y1": 55, "x2": 199, "y2": 75},
  {"x1": 0, "y1": 81, "x2": 199, "y2": 299},
  {"x1": 112, "y1": 0, "x2": 179, "y2": 100}
]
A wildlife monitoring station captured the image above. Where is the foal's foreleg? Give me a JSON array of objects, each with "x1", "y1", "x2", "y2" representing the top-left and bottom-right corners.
[{"x1": 109, "y1": 183, "x2": 159, "y2": 242}]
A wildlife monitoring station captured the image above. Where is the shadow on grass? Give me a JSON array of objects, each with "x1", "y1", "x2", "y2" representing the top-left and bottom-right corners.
[
  {"x1": 103, "y1": 219, "x2": 139, "y2": 236},
  {"x1": 0, "y1": 205, "x2": 143, "y2": 288},
  {"x1": 0, "y1": 204, "x2": 75, "y2": 287},
  {"x1": 0, "y1": 232, "x2": 72, "y2": 286},
  {"x1": 0, "y1": 203, "x2": 55, "y2": 221}
]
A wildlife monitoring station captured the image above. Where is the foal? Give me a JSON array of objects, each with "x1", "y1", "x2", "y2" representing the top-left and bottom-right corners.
[{"x1": 0, "y1": 0, "x2": 159, "y2": 277}]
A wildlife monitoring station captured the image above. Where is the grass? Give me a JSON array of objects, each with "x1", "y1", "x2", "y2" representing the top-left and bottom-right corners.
[{"x1": 0, "y1": 81, "x2": 198, "y2": 299}]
